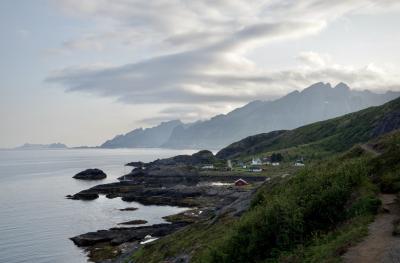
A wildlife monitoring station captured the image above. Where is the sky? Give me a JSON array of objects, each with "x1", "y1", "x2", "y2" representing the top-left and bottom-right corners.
[{"x1": 1, "y1": 0, "x2": 400, "y2": 148}]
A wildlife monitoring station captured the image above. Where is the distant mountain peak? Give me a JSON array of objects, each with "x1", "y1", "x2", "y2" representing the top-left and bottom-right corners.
[
  {"x1": 301, "y1": 82, "x2": 332, "y2": 94},
  {"x1": 334, "y1": 82, "x2": 350, "y2": 91}
]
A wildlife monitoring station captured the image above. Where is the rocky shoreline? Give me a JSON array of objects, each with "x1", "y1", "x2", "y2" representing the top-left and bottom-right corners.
[{"x1": 68, "y1": 150, "x2": 267, "y2": 262}]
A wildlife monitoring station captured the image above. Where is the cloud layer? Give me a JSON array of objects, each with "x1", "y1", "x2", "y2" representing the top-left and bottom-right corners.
[{"x1": 48, "y1": 0, "x2": 400, "y2": 122}]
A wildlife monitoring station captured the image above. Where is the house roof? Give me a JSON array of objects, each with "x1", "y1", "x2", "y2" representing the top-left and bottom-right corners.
[{"x1": 234, "y1": 178, "x2": 248, "y2": 184}]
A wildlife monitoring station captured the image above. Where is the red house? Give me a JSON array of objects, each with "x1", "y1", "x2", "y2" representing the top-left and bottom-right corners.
[{"x1": 234, "y1": 178, "x2": 249, "y2": 186}]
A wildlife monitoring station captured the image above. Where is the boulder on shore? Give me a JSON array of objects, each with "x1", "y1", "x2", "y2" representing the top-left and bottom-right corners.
[{"x1": 73, "y1": 168, "x2": 107, "y2": 180}]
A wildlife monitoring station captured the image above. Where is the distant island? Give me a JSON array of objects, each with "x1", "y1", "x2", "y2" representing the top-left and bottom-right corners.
[{"x1": 14, "y1": 143, "x2": 68, "y2": 150}]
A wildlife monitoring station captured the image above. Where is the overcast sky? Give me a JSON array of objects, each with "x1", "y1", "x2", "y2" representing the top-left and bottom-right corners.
[{"x1": 1, "y1": 0, "x2": 400, "y2": 148}]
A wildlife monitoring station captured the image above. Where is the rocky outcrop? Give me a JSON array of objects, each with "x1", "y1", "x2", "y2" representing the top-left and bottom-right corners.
[
  {"x1": 146, "y1": 150, "x2": 216, "y2": 167},
  {"x1": 67, "y1": 192, "x2": 99, "y2": 200},
  {"x1": 118, "y1": 220, "x2": 147, "y2": 225},
  {"x1": 70, "y1": 222, "x2": 189, "y2": 247},
  {"x1": 73, "y1": 168, "x2": 107, "y2": 180},
  {"x1": 125, "y1": 161, "x2": 145, "y2": 168}
]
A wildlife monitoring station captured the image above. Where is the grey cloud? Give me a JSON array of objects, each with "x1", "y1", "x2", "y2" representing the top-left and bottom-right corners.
[
  {"x1": 139, "y1": 104, "x2": 240, "y2": 126},
  {"x1": 50, "y1": 0, "x2": 400, "y2": 112},
  {"x1": 47, "y1": 21, "x2": 322, "y2": 104}
]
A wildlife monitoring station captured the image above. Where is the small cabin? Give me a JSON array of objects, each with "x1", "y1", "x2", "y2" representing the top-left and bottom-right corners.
[{"x1": 235, "y1": 178, "x2": 249, "y2": 186}]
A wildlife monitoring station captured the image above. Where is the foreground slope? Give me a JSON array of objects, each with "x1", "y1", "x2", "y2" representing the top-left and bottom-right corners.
[{"x1": 132, "y1": 130, "x2": 400, "y2": 263}]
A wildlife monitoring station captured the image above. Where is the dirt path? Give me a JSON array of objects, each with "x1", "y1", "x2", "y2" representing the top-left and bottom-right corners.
[
  {"x1": 342, "y1": 194, "x2": 400, "y2": 263},
  {"x1": 359, "y1": 144, "x2": 381, "y2": 157}
]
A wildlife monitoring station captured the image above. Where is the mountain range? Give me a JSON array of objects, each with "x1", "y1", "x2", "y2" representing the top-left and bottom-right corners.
[{"x1": 100, "y1": 82, "x2": 400, "y2": 150}]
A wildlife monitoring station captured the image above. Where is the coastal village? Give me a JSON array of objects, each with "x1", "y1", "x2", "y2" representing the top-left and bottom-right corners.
[
  {"x1": 199, "y1": 152, "x2": 306, "y2": 187},
  {"x1": 201, "y1": 153, "x2": 305, "y2": 172}
]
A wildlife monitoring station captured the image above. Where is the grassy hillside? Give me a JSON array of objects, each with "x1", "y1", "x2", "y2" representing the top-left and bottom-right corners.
[
  {"x1": 131, "y1": 130, "x2": 400, "y2": 263},
  {"x1": 130, "y1": 97, "x2": 400, "y2": 263},
  {"x1": 202, "y1": 131, "x2": 400, "y2": 263},
  {"x1": 216, "y1": 96, "x2": 400, "y2": 160}
]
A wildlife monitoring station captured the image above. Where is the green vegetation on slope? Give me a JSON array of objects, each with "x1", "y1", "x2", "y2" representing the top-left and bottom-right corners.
[
  {"x1": 132, "y1": 130, "x2": 400, "y2": 263},
  {"x1": 202, "y1": 155, "x2": 380, "y2": 262},
  {"x1": 202, "y1": 132, "x2": 400, "y2": 263},
  {"x1": 131, "y1": 97, "x2": 400, "y2": 263},
  {"x1": 216, "y1": 96, "x2": 400, "y2": 160},
  {"x1": 132, "y1": 216, "x2": 236, "y2": 263}
]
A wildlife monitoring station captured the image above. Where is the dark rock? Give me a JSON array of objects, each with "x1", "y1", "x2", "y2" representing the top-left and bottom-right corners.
[
  {"x1": 70, "y1": 222, "x2": 189, "y2": 247},
  {"x1": 73, "y1": 168, "x2": 107, "y2": 180},
  {"x1": 151, "y1": 150, "x2": 215, "y2": 166},
  {"x1": 119, "y1": 207, "x2": 138, "y2": 211},
  {"x1": 68, "y1": 192, "x2": 99, "y2": 200},
  {"x1": 125, "y1": 161, "x2": 145, "y2": 168},
  {"x1": 118, "y1": 220, "x2": 147, "y2": 225}
]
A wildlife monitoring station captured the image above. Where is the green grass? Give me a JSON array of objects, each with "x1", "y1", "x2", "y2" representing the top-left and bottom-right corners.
[
  {"x1": 202, "y1": 155, "x2": 381, "y2": 263},
  {"x1": 276, "y1": 214, "x2": 374, "y2": 263},
  {"x1": 131, "y1": 216, "x2": 236, "y2": 263},
  {"x1": 131, "y1": 151, "x2": 381, "y2": 263},
  {"x1": 130, "y1": 125, "x2": 400, "y2": 263}
]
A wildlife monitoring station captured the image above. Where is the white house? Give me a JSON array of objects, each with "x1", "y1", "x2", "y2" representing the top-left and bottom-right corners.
[{"x1": 251, "y1": 158, "x2": 262, "y2": 165}]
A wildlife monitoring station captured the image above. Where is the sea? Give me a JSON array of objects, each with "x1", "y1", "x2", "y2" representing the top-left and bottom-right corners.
[{"x1": 0, "y1": 148, "x2": 196, "y2": 263}]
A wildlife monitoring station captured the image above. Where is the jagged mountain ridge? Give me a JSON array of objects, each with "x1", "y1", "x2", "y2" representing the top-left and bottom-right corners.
[
  {"x1": 216, "y1": 94, "x2": 400, "y2": 159},
  {"x1": 163, "y1": 82, "x2": 400, "y2": 149},
  {"x1": 101, "y1": 82, "x2": 400, "y2": 149}
]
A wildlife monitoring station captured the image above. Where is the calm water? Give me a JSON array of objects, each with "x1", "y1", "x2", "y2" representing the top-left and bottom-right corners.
[{"x1": 0, "y1": 148, "x2": 195, "y2": 263}]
